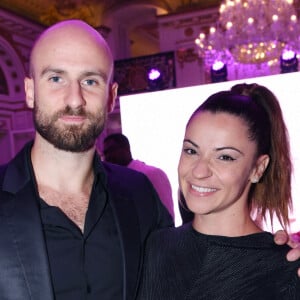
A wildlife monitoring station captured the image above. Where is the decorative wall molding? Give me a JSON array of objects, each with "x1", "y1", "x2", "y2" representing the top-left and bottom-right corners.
[{"x1": 0, "y1": 8, "x2": 42, "y2": 163}]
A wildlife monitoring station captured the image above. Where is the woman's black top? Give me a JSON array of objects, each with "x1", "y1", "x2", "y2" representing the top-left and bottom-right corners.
[{"x1": 138, "y1": 223, "x2": 300, "y2": 300}]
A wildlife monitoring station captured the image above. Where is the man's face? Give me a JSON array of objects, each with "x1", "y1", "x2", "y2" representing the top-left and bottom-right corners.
[
  {"x1": 25, "y1": 23, "x2": 118, "y2": 152},
  {"x1": 33, "y1": 100, "x2": 106, "y2": 152}
]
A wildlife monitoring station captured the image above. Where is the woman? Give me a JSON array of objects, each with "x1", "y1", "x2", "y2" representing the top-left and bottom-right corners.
[{"x1": 137, "y1": 83, "x2": 300, "y2": 299}]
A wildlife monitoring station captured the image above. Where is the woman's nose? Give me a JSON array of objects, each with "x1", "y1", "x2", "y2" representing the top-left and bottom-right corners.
[{"x1": 192, "y1": 158, "x2": 212, "y2": 179}]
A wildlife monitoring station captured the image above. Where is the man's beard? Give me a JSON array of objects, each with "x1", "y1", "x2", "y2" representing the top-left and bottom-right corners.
[{"x1": 33, "y1": 104, "x2": 106, "y2": 152}]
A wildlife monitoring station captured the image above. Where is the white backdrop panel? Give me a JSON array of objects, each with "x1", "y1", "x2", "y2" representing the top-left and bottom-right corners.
[{"x1": 120, "y1": 72, "x2": 300, "y2": 232}]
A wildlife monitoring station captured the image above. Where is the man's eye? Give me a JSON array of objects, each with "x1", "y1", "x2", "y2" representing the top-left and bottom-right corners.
[
  {"x1": 49, "y1": 76, "x2": 61, "y2": 83},
  {"x1": 83, "y1": 79, "x2": 97, "y2": 86}
]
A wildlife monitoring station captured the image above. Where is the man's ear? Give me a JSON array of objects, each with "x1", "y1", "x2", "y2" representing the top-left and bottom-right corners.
[
  {"x1": 108, "y1": 82, "x2": 118, "y2": 113},
  {"x1": 24, "y1": 77, "x2": 34, "y2": 109},
  {"x1": 250, "y1": 154, "x2": 270, "y2": 183}
]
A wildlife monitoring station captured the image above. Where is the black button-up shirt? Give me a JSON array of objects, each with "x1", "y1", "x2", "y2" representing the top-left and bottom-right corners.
[{"x1": 38, "y1": 156, "x2": 123, "y2": 299}]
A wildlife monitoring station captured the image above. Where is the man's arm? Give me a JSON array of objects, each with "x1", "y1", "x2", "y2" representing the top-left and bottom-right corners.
[{"x1": 274, "y1": 230, "x2": 300, "y2": 276}]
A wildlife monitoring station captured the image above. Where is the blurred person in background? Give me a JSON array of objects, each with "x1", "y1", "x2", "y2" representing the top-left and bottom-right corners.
[{"x1": 103, "y1": 133, "x2": 174, "y2": 219}]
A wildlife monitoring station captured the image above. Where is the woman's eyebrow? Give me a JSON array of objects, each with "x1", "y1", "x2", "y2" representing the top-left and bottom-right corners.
[
  {"x1": 215, "y1": 146, "x2": 244, "y2": 154},
  {"x1": 183, "y1": 139, "x2": 198, "y2": 148}
]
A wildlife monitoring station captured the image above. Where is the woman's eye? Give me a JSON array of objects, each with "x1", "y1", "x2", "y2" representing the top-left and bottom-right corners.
[
  {"x1": 219, "y1": 155, "x2": 235, "y2": 161},
  {"x1": 183, "y1": 148, "x2": 197, "y2": 155}
]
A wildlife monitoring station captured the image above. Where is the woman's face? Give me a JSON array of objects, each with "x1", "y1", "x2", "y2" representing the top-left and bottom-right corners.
[{"x1": 178, "y1": 111, "x2": 268, "y2": 218}]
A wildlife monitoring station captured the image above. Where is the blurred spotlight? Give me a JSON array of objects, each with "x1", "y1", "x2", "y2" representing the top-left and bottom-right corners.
[
  {"x1": 148, "y1": 68, "x2": 161, "y2": 80},
  {"x1": 148, "y1": 68, "x2": 163, "y2": 90},
  {"x1": 280, "y1": 50, "x2": 298, "y2": 73},
  {"x1": 210, "y1": 61, "x2": 227, "y2": 83}
]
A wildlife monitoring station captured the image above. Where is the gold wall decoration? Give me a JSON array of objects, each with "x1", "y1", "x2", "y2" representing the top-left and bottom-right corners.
[{"x1": 39, "y1": 1, "x2": 101, "y2": 27}]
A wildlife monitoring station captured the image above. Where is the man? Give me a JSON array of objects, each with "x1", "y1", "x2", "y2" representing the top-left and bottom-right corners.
[
  {"x1": 0, "y1": 19, "x2": 298, "y2": 300},
  {"x1": 103, "y1": 133, "x2": 174, "y2": 219},
  {"x1": 0, "y1": 20, "x2": 173, "y2": 300}
]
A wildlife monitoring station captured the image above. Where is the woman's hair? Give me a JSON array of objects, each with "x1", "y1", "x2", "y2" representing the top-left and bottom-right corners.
[{"x1": 187, "y1": 83, "x2": 292, "y2": 229}]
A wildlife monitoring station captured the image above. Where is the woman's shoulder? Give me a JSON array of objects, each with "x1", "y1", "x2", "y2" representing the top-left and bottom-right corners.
[
  {"x1": 146, "y1": 222, "x2": 193, "y2": 249},
  {"x1": 151, "y1": 221, "x2": 192, "y2": 236}
]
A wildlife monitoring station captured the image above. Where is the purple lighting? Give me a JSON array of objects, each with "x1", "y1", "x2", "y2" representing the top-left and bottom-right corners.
[
  {"x1": 280, "y1": 49, "x2": 298, "y2": 73},
  {"x1": 282, "y1": 50, "x2": 296, "y2": 60},
  {"x1": 148, "y1": 68, "x2": 161, "y2": 80},
  {"x1": 212, "y1": 61, "x2": 225, "y2": 71},
  {"x1": 210, "y1": 61, "x2": 227, "y2": 83}
]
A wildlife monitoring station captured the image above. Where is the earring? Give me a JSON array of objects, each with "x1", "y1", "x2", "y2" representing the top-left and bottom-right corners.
[{"x1": 252, "y1": 178, "x2": 259, "y2": 183}]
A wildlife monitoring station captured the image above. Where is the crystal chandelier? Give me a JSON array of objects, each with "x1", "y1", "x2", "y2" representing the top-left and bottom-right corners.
[{"x1": 195, "y1": 0, "x2": 300, "y2": 66}]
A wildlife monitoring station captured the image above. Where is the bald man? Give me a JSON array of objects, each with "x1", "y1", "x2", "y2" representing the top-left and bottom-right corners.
[{"x1": 0, "y1": 20, "x2": 173, "y2": 300}]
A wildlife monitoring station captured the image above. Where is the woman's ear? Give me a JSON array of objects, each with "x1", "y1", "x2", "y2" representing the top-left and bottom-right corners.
[
  {"x1": 250, "y1": 154, "x2": 270, "y2": 183},
  {"x1": 24, "y1": 77, "x2": 35, "y2": 109}
]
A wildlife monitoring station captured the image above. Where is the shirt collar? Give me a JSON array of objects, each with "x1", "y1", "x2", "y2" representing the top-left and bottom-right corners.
[{"x1": 92, "y1": 152, "x2": 108, "y2": 187}]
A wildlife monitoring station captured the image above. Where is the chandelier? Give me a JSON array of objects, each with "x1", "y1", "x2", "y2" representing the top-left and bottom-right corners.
[{"x1": 195, "y1": 0, "x2": 300, "y2": 66}]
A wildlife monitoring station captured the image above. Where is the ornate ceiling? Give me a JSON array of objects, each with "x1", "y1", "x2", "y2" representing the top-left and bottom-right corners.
[
  {"x1": 0, "y1": 0, "x2": 223, "y2": 58},
  {"x1": 2, "y1": 0, "x2": 299, "y2": 58},
  {"x1": 0, "y1": 0, "x2": 221, "y2": 27}
]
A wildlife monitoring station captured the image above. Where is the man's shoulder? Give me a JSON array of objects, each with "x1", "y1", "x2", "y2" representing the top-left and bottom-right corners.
[
  {"x1": 0, "y1": 142, "x2": 33, "y2": 193},
  {"x1": 102, "y1": 161, "x2": 154, "y2": 193},
  {"x1": 103, "y1": 161, "x2": 149, "y2": 180},
  {"x1": 102, "y1": 161, "x2": 174, "y2": 229},
  {"x1": 0, "y1": 163, "x2": 8, "y2": 188}
]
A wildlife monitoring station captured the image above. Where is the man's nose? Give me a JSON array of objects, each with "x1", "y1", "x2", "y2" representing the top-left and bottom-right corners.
[{"x1": 64, "y1": 81, "x2": 86, "y2": 108}]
